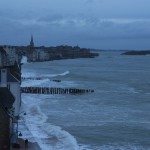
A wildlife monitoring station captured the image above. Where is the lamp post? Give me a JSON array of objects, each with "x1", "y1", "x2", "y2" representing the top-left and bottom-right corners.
[
  {"x1": 12, "y1": 131, "x2": 22, "y2": 148},
  {"x1": 16, "y1": 111, "x2": 27, "y2": 120},
  {"x1": 11, "y1": 111, "x2": 26, "y2": 148},
  {"x1": 16, "y1": 111, "x2": 26, "y2": 136},
  {"x1": 18, "y1": 131, "x2": 22, "y2": 137}
]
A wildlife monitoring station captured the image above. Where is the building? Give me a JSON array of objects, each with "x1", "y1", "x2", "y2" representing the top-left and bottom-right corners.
[
  {"x1": 0, "y1": 66, "x2": 21, "y2": 117},
  {"x1": 26, "y1": 35, "x2": 49, "y2": 62},
  {"x1": 30, "y1": 35, "x2": 34, "y2": 47},
  {"x1": 0, "y1": 87, "x2": 15, "y2": 149},
  {"x1": 26, "y1": 35, "x2": 35, "y2": 62},
  {"x1": 3, "y1": 46, "x2": 19, "y2": 66},
  {"x1": 0, "y1": 48, "x2": 22, "y2": 148},
  {"x1": 0, "y1": 47, "x2": 8, "y2": 66},
  {"x1": 33, "y1": 48, "x2": 49, "y2": 61},
  {"x1": 21, "y1": 35, "x2": 99, "y2": 62}
]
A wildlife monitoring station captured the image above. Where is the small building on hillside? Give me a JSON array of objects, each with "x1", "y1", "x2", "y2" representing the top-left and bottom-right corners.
[
  {"x1": 0, "y1": 87, "x2": 15, "y2": 149},
  {"x1": 0, "y1": 47, "x2": 8, "y2": 66}
]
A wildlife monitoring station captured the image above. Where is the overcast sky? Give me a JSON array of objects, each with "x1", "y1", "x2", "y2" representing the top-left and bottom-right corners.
[{"x1": 0, "y1": 0, "x2": 150, "y2": 49}]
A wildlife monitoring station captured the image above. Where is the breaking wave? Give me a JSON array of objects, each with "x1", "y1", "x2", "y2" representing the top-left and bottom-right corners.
[
  {"x1": 59, "y1": 71, "x2": 70, "y2": 76},
  {"x1": 41, "y1": 71, "x2": 70, "y2": 78},
  {"x1": 21, "y1": 94, "x2": 79, "y2": 150},
  {"x1": 22, "y1": 71, "x2": 70, "y2": 79},
  {"x1": 21, "y1": 56, "x2": 28, "y2": 64}
]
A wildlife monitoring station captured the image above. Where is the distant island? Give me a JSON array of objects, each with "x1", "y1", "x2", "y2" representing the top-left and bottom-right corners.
[{"x1": 121, "y1": 50, "x2": 150, "y2": 55}]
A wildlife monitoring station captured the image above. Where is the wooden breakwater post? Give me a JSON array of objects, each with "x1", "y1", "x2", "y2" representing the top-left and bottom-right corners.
[{"x1": 21, "y1": 87, "x2": 94, "y2": 95}]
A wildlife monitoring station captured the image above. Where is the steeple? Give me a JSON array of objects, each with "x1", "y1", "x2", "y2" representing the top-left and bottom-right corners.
[{"x1": 30, "y1": 35, "x2": 34, "y2": 47}]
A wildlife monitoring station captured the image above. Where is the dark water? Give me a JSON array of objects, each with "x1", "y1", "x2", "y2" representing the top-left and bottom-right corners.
[{"x1": 22, "y1": 51, "x2": 150, "y2": 150}]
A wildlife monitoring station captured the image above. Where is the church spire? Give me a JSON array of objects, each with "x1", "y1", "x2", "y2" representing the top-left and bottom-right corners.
[{"x1": 30, "y1": 34, "x2": 34, "y2": 47}]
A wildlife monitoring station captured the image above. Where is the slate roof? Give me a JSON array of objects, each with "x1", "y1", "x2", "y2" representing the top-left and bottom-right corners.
[
  {"x1": 0, "y1": 87, "x2": 15, "y2": 108},
  {"x1": 0, "y1": 47, "x2": 6, "y2": 54},
  {"x1": 7, "y1": 72, "x2": 19, "y2": 82},
  {"x1": 0, "y1": 70, "x2": 18, "y2": 82}
]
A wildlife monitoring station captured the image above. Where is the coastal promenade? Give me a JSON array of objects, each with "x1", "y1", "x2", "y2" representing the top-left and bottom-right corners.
[
  {"x1": 12, "y1": 116, "x2": 41, "y2": 150},
  {"x1": 13, "y1": 138, "x2": 41, "y2": 150}
]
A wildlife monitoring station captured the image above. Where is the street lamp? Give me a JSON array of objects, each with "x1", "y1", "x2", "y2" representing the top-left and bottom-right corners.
[
  {"x1": 19, "y1": 111, "x2": 27, "y2": 116},
  {"x1": 11, "y1": 112, "x2": 26, "y2": 148},
  {"x1": 18, "y1": 131, "x2": 22, "y2": 137},
  {"x1": 16, "y1": 111, "x2": 27, "y2": 120},
  {"x1": 14, "y1": 111, "x2": 26, "y2": 142}
]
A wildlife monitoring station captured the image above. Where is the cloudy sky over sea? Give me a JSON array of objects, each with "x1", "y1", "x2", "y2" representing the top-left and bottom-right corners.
[{"x1": 0, "y1": 0, "x2": 150, "y2": 49}]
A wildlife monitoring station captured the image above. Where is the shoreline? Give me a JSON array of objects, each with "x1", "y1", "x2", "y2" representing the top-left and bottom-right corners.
[
  {"x1": 15, "y1": 110, "x2": 42, "y2": 150},
  {"x1": 12, "y1": 138, "x2": 41, "y2": 150}
]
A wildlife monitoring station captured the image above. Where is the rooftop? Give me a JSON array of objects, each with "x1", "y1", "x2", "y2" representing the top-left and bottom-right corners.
[
  {"x1": 0, "y1": 47, "x2": 7, "y2": 54},
  {"x1": 0, "y1": 68, "x2": 19, "y2": 82}
]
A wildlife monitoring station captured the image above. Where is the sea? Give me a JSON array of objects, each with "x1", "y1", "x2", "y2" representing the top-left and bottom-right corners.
[{"x1": 19, "y1": 51, "x2": 150, "y2": 150}]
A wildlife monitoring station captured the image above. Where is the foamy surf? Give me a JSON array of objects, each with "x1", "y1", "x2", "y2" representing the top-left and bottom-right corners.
[
  {"x1": 20, "y1": 68, "x2": 80, "y2": 150},
  {"x1": 35, "y1": 124, "x2": 79, "y2": 150},
  {"x1": 59, "y1": 71, "x2": 70, "y2": 76},
  {"x1": 21, "y1": 72, "x2": 37, "y2": 78},
  {"x1": 21, "y1": 94, "x2": 79, "y2": 150},
  {"x1": 21, "y1": 56, "x2": 28, "y2": 64},
  {"x1": 20, "y1": 51, "x2": 150, "y2": 150},
  {"x1": 38, "y1": 70, "x2": 70, "y2": 78},
  {"x1": 22, "y1": 70, "x2": 70, "y2": 79},
  {"x1": 21, "y1": 79, "x2": 51, "y2": 87},
  {"x1": 21, "y1": 70, "x2": 77, "y2": 88}
]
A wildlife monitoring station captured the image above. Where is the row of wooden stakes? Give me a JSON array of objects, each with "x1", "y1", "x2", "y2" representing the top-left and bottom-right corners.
[{"x1": 21, "y1": 87, "x2": 94, "y2": 95}]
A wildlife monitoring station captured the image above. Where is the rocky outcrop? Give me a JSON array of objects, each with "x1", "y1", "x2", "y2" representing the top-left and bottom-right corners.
[{"x1": 121, "y1": 50, "x2": 150, "y2": 55}]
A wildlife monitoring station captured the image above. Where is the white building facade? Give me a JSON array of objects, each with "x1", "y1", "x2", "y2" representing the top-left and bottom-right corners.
[
  {"x1": 3, "y1": 46, "x2": 19, "y2": 65},
  {"x1": 0, "y1": 68, "x2": 21, "y2": 116}
]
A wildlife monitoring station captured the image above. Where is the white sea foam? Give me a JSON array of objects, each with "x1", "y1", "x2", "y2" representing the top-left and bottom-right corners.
[
  {"x1": 21, "y1": 56, "x2": 28, "y2": 64},
  {"x1": 21, "y1": 69, "x2": 79, "y2": 150},
  {"x1": 39, "y1": 70, "x2": 70, "y2": 78},
  {"x1": 21, "y1": 78, "x2": 77, "y2": 88},
  {"x1": 21, "y1": 70, "x2": 76, "y2": 88},
  {"x1": 20, "y1": 51, "x2": 150, "y2": 150},
  {"x1": 21, "y1": 71, "x2": 37, "y2": 78},
  {"x1": 21, "y1": 94, "x2": 79, "y2": 150},
  {"x1": 35, "y1": 124, "x2": 79, "y2": 150},
  {"x1": 59, "y1": 71, "x2": 70, "y2": 76},
  {"x1": 21, "y1": 79, "x2": 52, "y2": 87}
]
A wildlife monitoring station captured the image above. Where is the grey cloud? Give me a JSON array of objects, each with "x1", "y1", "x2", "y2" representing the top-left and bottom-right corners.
[
  {"x1": 38, "y1": 14, "x2": 63, "y2": 22},
  {"x1": 1, "y1": 15, "x2": 150, "y2": 41},
  {"x1": 84, "y1": 0, "x2": 97, "y2": 4},
  {"x1": 1, "y1": 0, "x2": 150, "y2": 49},
  {"x1": 63, "y1": 19, "x2": 150, "y2": 41}
]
